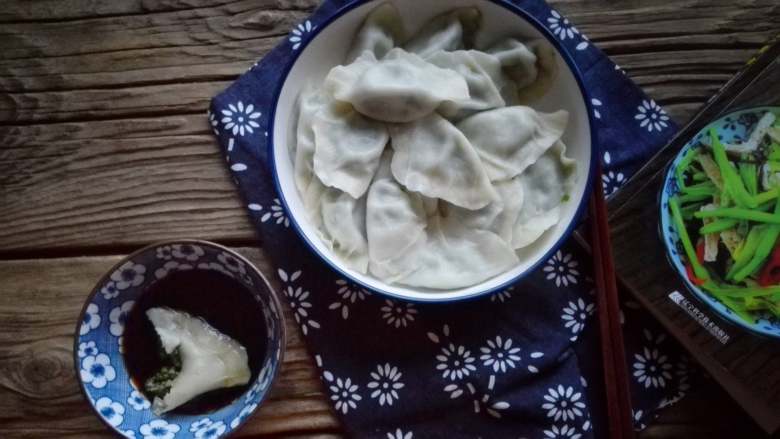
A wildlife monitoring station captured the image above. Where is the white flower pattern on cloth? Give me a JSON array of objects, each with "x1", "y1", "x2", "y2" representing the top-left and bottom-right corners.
[
  {"x1": 80, "y1": 303, "x2": 101, "y2": 335},
  {"x1": 635, "y1": 99, "x2": 670, "y2": 132},
  {"x1": 127, "y1": 390, "x2": 151, "y2": 411},
  {"x1": 111, "y1": 261, "x2": 146, "y2": 290},
  {"x1": 591, "y1": 98, "x2": 602, "y2": 120},
  {"x1": 101, "y1": 282, "x2": 120, "y2": 300},
  {"x1": 80, "y1": 353, "x2": 116, "y2": 389},
  {"x1": 543, "y1": 424, "x2": 582, "y2": 439},
  {"x1": 544, "y1": 251, "x2": 580, "y2": 287},
  {"x1": 154, "y1": 260, "x2": 194, "y2": 279},
  {"x1": 561, "y1": 298, "x2": 595, "y2": 341},
  {"x1": 602, "y1": 151, "x2": 626, "y2": 196},
  {"x1": 381, "y1": 300, "x2": 418, "y2": 328},
  {"x1": 633, "y1": 346, "x2": 673, "y2": 388},
  {"x1": 435, "y1": 343, "x2": 477, "y2": 381},
  {"x1": 78, "y1": 341, "x2": 98, "y2": 358},
  {"x1": 279, "y1": 269, "x2": 320, "y2": 335},
  {"x1": 490, "y1": 287, "x2": 513, "y2": 303},
  {"x1": 386, "y1": 429, "x2": 413, "y2": 439},
  {"x1": 328, "y1": 279, "x2": 371, "y2": 320},
  {"x1": 220, "y1": 101, "x2": 261, "y2": 137},
  {"x1": 367, "y1": 363, "x2": 405, "y2": 406},
  {"x1": 328, "y1": 377, "x2": 362, "y2": 414},
  {"x1": 479, "y1": 336, "x2": 521, "y2": 373},
  {"x1": 207, "y1": 110, "x2": 219, "y2": 135},
  {"x1": 109, "y1": 300, "x2": 135, "y2": 337},
  {"x1": 139, "y1": 419, "x2": 180, "y2": 439},
  {"x1": 289, "y1": 20, "x2": 314, "y2": 50},
  {"x1": 547, "y1": 10, "x2": 580, "y2": 40},
  {"x1": 171, "y1": 243, "x2": 204, "y2": 261},
  {"x1": 542, "y1": 385, "x2": 586, "y2": 422},
  {"x1": 95, "y1": 396, "x2": 125, "y2": 427},
  {"x1": 259, "y1": 198, "x2": 290, "y2": 227},
  {"x1": 230, "y1": 403, "x2": 258, "y2": 429}
]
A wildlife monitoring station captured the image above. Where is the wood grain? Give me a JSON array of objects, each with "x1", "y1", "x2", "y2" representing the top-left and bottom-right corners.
[{"x1": 0, "y1": 247, "x2": 340, "y2": 439}]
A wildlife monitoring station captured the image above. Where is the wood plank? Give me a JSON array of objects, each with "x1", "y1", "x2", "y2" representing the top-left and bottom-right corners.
[{"x1": 0, "y1": 247, "x2": 340, "y2": 439}]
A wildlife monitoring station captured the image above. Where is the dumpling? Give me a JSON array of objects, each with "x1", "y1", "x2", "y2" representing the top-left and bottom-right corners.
[
  {"x1": 486, "y1": 39, "x2": 538, "y2": 90},
  {"x1": 312, "y1": 101, "x2": 389, "y2": 199},
  {"x1": 325, "y1": 48, "x2": 469, "y2": 123},
  {"x1": 516, "y1": 40, "x2": 559, "y2": 103},
  {"x1": 442, "y1": 177, "x2": 524, "y2": 244},
  {"x1": 366, "y1": 152, "x2": 428, "y2": 281},
  {"x1": 346, "y1": 2, "x2": 405, "y2": 63},
  {"x1": 146, "y1": 307, "x2": 251, "y2": 414},
  {"x1": 293, "y1": 85, "x2": 329, "y2": 195},
  {"x1": 319, "y1": 189, "x2": 369, "y2": 273},
  {"x1": 457, "y1": 106, "x2": 568, "y2": 181},
  {"x1": 390, "y1": 112, "x2": 498, "y2": 209},
  {"x1": 512, "y1": 141, "x2": 577, "y2": 249},
  {"x1": 425, "y1": 50, "x2": 507, "y2": 118},
  {"x1": 394, "y1": 213, "x2": 520, "y2": 289},
  {"x1": 404, "y1": 8, "x2": 481, "y2": 58}
]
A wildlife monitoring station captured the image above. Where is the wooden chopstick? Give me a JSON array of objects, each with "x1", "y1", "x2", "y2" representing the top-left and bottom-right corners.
[{"x1": 589, "y1": 161, "x2": 636, "y2": 439}]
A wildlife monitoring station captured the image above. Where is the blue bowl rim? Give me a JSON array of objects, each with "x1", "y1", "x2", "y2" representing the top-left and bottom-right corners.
[
  {"x1": 658, "y1": 106, "x2": 780, "y2": 339},
  {"x1": 72, "y1": 239, "x2": 288, "y2": 437},
  {"x1": 268, "y1": 0, "x2": 597, "y2": 303}
]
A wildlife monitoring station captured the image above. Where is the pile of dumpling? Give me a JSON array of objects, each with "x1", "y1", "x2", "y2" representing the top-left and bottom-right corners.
[{"x1": 291, "y1": 3, "x2": 577, "y2": 290}]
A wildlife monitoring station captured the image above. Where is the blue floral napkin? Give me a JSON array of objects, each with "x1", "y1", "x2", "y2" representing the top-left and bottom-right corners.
[{"x1": 209, "y1": 1, "x2": 694, "y2": 437}]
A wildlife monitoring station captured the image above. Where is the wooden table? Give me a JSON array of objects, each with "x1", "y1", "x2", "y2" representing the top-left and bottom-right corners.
[{"x1": 0, "y1": 0, "x2": 776, "y2": 437}]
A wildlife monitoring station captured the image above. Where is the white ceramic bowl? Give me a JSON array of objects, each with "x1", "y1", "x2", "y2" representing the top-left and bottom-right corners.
[{"x1": 270, "y1": 0, "x2": 595, "y2": 302}]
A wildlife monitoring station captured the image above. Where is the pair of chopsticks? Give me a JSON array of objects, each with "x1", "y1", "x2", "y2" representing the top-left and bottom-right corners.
[{"x1": 589, "y1": 161, "x2": 636, "y2": 439}]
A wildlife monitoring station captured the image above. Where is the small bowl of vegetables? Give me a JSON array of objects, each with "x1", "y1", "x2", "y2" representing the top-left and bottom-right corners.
[{"x1": 661, "y1": 106, "x2": 780, "y2": 337}]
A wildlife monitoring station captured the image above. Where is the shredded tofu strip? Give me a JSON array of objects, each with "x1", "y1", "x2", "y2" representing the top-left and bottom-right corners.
[
  {"x1": 697, "y1": 153, "x2": 724, "y2": 191},
  {"x1": 700, "y1": 204, "x2": 719, "y2": 262},
  {"x1": 720, "y1": 112, "x2": 776, "y2": 154},
  {"x1": 720, "y1": 228, "x2": 743, "y2": 258}
]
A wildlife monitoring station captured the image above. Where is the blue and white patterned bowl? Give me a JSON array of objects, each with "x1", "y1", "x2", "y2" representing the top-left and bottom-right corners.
[
  {"x1": 659, "y1": 106, "x2": 780, "y2": 338},
  {"x1": 74, "y1": 240, "x2": 286, "y2": 438}
]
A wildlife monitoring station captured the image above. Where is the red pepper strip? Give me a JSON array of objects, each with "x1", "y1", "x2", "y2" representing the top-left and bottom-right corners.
[
  {"x1": 686, "y1": 241, "x2": 707, "y2": 286},
  {"x1": 758, "y1": 245, "x2": 780, "y2": 286}
]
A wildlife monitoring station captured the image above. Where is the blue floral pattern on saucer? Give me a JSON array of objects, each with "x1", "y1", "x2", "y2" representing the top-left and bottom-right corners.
[
  {"x1": 74, "y1": 241, "x2": 285, "y2": 438},
  {"x1": 659, "y1": 106, "x2": 780, "y2": 338}
]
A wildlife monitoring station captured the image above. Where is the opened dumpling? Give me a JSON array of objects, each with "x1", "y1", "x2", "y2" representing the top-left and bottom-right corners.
[
  {"x1": 325, "y1": 49, "x2": 469, "y2": 122},
  {"x1": 404, "y1": 8, "x2": 481, "y2": 58},
  {"x1": 312, "y1": 102, "x2": 389, "y2": 199},
  {"x1": 512, "y1": 141, "x2": 577, "y2": 249},
  {"x1": 346, "y1": 2, "x2": 405, "y2": 63},
  {"x1": 390, "y1": 112, "x2": 498, "y2": 209},
  {"x1": 457, "y1": 106, "x2": 568, "y2": 181},
  {"x1": 425, "y1": 50, "x2": 507, "y2": 119}
]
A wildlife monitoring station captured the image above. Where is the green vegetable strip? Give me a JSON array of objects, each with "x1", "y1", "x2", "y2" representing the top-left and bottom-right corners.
[
  {"x1": 700, "y1": 218, "x2": 739, "y2": 234},
  {"x1": 681, "y1": 186, "x2": 716, "y2": 197},
  {"x1": 692, "y1": 172, "x2": 707, "y2": 182},
  {"x1": 706, "y1": 283, "x2": 780, "y2": 298},
  {"x1": 738, "y1": 163, "x2": 758, "y2": 195},
  {"x1": 732, "y1": 226, "x2": 780, "y2": 281},
  {"x1": 753, "y1": 188, "x2": 780, "y2": 205},
  {"x1": 670, "y1": 197, "x2": 709, "y2": 280},
  {"x1": 726, "y1": 225, "x2": 764, "y2": 279},
  {"x1": 678, "y1": 193, "x2": 713, "y2": 204},
  {"x1": 675, "y1": 148, "x2": 699, "y2": 189},
  {"x1": 694, "y1": 208, "x2": 780, "y2": 224},
  {"x1": 732, "y1": 200, "x2": 780, "y2": 282},
  {"x1": 710, "y1": 128, "x2": 757, "y2": 208}
]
